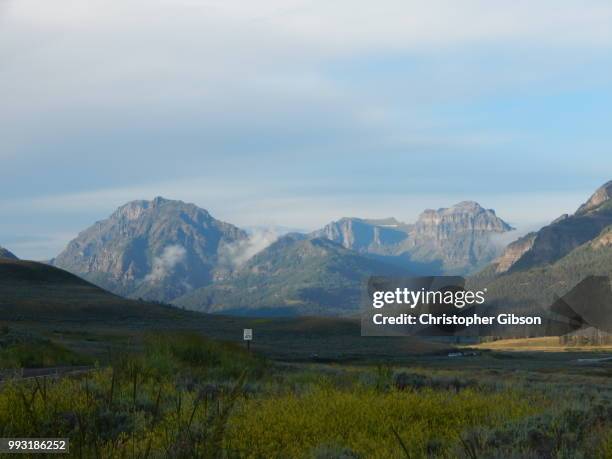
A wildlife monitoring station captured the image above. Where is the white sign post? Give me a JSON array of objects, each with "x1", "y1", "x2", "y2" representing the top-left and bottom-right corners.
[{"x1": 243, "y1": 328, "x2": 253, "y2": 351}]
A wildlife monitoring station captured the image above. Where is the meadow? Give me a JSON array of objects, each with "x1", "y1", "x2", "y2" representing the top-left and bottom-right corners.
[{"x1": 1, "y1": 325, "x2": 612, "y2": 458}]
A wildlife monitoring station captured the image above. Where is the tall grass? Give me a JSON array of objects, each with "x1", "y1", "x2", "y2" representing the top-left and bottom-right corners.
[
  {"x1": 0, "y1": 332, "x2": 263, "y2": 458},
  {"x1": 226, "y1": 386, "x2": 541, "y2": 458},
  {"x1": 0, "y1": 332, "x2": 611, "y2": 458}
]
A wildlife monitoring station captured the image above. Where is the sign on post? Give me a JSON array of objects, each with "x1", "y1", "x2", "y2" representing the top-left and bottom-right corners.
[{"x1": 243, "y1": 328, "x2": 253, "y2": 351}]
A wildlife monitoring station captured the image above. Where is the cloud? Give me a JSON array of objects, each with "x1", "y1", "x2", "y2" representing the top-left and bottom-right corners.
[
  {"x1": 145, "y1": 245, "x2": 187, "y2": 283},
  {"x1": 489, "y1": 227, "x2": 537, "y2": 253},
  {"x1": 2, "y1": 0, "x2": 611, "y2": 177},
  {"x1": 219, "y1": 228, "x2": 284, "y2": 269},
  {"x1": 3, "y1": 0, "x2": 612, "y2": 128},
  {"x1": 9, "y1": 1, "x2": 612, "y2": 51}
]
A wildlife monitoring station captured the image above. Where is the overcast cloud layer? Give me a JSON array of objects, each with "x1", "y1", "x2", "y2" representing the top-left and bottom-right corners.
[{"x1": 1, "y1": 0, "x2": 612, "y2": 259}]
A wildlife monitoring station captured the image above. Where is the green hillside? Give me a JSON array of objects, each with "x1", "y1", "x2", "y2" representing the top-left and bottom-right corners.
[
  {"x1": 469, "y1": 225, "x2": 612, "y2": 315},
  {"x1": 0, "y1": 258, "x2": 185, "y2": 321},
  {"x1": 175, "y1": 236, "x2": 410, "y2": 315}
]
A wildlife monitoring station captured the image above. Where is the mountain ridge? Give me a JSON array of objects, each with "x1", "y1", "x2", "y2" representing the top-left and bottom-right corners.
[
  {"x1": 0, "y1": 246, "x2": 18, "y2": 260},
  {"x1": 311, "y1": 201, "x2": 512, "y2": 275},
  {"x1": 470, "y1": 179, "x2": 612, "y2": 318},
  {"x1": 469, "y1": 224, "x2": 612, "y2": 316},
  {"x1": 489, "y1": 181, "x2": 612, "y2": 274}
]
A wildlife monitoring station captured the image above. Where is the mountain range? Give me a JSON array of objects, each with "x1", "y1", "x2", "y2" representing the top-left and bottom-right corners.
[
  {"x1": 4, "y1": 180, "x2": 609, "y2": 318},
  {"x1": 46, "y1": 197, "x2": 512, "y2": 314},
  {"x1": 312, "y1": 201, "x2": 512, "y2": 274},
  {"x1": 176, "y1": 201, "x2": 513, "y2": 315}
]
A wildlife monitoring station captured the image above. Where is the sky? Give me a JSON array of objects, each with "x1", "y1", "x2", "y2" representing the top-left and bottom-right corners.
[{"x1": 1, "y1": 0, "x2": 612, "y2": 260}]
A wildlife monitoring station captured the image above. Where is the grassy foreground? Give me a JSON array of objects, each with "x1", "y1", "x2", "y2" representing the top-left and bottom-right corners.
[{"x1": 1, "y1": 332, "x2": 612, "y2": 458}]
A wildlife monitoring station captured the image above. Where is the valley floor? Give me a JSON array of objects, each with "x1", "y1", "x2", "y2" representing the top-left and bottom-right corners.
[
  {"x1": 1, "y1": 317, "x2": 612, "y2": 458},
  {"x1": 471, "y1": 336, "x2": 612, "y2": 352}
]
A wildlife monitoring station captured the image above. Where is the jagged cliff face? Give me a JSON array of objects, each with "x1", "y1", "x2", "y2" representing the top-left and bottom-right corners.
[
  {"x1": 0, "y1": 246, "x2": 17, "y2": 260},
  {"x1": 52, "y1": 197, "x2": 247, "y2": 302},
  {"x1": 402, "y1": 201, "x2": 513, "y2": 274},
  {"x1": 412, "y1": 201, "x2": 511, "y2": 236},
  {"x1": 480, "y1": 180, "x2": 612, "y2": 275},
  {"x1": 311, "y1": 201, "x2": 513, "y2": 275},
  {"x1": 492, "y1": 182, "x2": 612, "y2": 274},
  {"x1": 310, "y1": 218, "x2": 409, "y2": 255},
  {"x1": 494, "y1": 233, "x2": 537, "y2": 273}
]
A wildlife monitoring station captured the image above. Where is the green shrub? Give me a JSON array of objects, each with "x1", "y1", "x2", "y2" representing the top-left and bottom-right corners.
[
  {"x1": 225, "y1": 386, "x2": 541, "y2": 458},
  {"x1": 142, "y1": 332, "x2": 268, "y2": 379},
  {"x1": 0, "y1": 328, "x2": 91, "y2": 369}
]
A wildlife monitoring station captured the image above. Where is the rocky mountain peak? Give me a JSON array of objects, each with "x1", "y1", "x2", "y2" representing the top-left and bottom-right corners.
[
  {"x1": 419, "y1": 200, "x2": 482, "y2": 216},
  {"x1": 52, "y1": 198, "x2": 247, "y2": 302},
  {"x1": 114, "y1": 197, "x2": 211, "y2": 222},
  {"x1": 576, "y1": 180, "x2": 612, "y2": 215},
  {"x1": 415, "y1": 201, "x2": 513, "y2": 233},
  {"x1": 444, "y1": 200, "x2": 482, "y2": 213},
  {"x1": 405, "y1": 201, "x2": 513, "y2": 274},
  {"x1": 116, "y1": 200, "x2": 150, "y2": 221}
]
